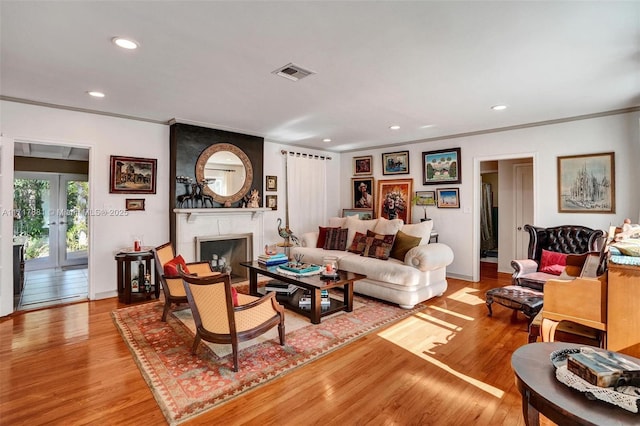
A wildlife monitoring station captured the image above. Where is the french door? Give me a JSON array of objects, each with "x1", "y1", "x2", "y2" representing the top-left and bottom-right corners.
[{"x1": 14, "y1": 172, "x2": 89, "y2": 270}]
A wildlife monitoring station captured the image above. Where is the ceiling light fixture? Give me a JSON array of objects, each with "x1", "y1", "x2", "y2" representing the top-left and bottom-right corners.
[
  {"x1": 491, "y1": 104, "x2": 508, "y2": 111},
  {"x1": 322, "y1": 138, "x2": 332, "y2": 143},
  {"x1": 87, "y1": 91, "x2": 105, "y2": 98},
  {"x1": 112, "y1": 37, "x2": 139, "y2": 50},
  {"x1": 389, "y1": 125, "x2": 401, "y2": 130},
  {"x1": 420, "y1": 124, "x2": 435, "y2": 129}
]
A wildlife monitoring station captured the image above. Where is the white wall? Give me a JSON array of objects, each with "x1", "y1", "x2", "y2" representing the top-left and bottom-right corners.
[
  {"x1": 0, "y1": 101, "x2": 169, "y2": 314},
  {"x1": 342, "y1": 112, "x2": 640, "y2": 280}
]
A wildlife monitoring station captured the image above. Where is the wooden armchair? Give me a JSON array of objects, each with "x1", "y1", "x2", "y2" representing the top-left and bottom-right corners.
[
  {"x1": 178, "y1": 267, "x2": 285, "y2": 372},
  {"x1": 153, "y1": 242, "x2": 217, "y2": 321}
]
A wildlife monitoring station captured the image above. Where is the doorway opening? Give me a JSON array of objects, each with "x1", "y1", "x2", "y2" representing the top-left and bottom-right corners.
[{"x1": 13, "y1": 142, "x2": 90, "y2": 311}]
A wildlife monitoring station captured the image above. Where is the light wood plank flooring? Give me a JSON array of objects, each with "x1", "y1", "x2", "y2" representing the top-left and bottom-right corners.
[{"x1": 1, "y1": 263, "x2": 550, "y2": 425}]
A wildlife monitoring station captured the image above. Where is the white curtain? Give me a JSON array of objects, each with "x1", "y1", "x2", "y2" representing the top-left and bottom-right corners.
[{"x1": 286, "y1": 154, "x2": 327, "y2": 237}]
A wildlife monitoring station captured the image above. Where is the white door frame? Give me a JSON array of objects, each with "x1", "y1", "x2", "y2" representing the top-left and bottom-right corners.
[{"x1": 472, "y1": 152, "x2": 538, "y2": 282}]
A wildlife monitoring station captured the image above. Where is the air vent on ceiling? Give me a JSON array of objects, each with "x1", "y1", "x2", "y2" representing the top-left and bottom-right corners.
[{"x1": 272, "y1": 63, "x2": 316, "y2": 82}]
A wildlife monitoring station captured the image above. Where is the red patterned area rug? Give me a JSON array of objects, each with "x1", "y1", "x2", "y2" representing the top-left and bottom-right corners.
[{"x1": 112, "y1": 287, "x2": 423, "y2": 425}]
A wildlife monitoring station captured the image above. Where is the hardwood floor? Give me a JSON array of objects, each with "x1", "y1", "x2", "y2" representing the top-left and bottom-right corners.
[{"x1": 1, "y1": 263, "x2": 546, "y2": 425}]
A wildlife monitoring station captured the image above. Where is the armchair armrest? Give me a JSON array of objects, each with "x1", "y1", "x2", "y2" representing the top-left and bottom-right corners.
[
  {"x1": 404, "y1": 243, "x2": 454, "y2": 272},
  {"x1": 511, "y1": 259, "x2": 539, "y2": 280},
  {"x1": 300, "y1": 232, "x2": 319, "y2": 248}
]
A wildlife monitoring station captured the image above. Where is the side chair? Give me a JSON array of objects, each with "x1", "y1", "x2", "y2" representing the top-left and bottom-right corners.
[
  {"x1": 178, "y1": 266, "x2": 286, "y2": 372},
  {"x1": 153, "y1": 242, "x2": 218, "y2": 322}
]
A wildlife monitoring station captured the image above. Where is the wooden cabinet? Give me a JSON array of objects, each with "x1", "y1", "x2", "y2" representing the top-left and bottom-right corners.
[{"x1": 607, "y1": 262, "x2": 640, "y2": 357}]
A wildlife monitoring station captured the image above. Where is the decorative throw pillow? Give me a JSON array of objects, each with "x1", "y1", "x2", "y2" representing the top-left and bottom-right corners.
[
  {"x1": 361, "y1": 230, "x2": 396, "y2": 260},
  {"x1": 317, "y1": 226, "x2": 339, "y2": 248},
  {"x1": 348, "y1": 232, "x2": 368, "y2": 254},
  {"x1": 345, "y1": 215, "x2": 378, "y2": 248},
  {"x1": 390, "y1": 230, "x2": 422, "y2": 261},
  {"x1": 231, "y1": 287, "x2": 239, "y2": 307},
  {"x1": 539, "y1": 249, "x2": 568, "y2": 275},
  {"x1": 400, "y1": 220, "x2": 434, "y2": 242},
  {"x1": 163, "y1": 254, "x2": 190, "y2": 277},
  {"x1": 373, "y1": 216, "x2": 404, "y2": 236},
  {"x1": 323, "y1": 227, "x2": 349, "y2": 251}
]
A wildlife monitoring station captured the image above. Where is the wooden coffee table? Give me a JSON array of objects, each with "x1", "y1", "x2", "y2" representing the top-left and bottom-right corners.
[{"x1": 240, "y1": 261, "x2": 365, "y2": 324}]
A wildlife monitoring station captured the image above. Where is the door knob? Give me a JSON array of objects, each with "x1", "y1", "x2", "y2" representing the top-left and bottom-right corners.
[
  {"x1": 59, "y1": 221, "x2": 66, "y2": 225},
  {"x1": 517, "y1": 226, "x2": 522, "y2": 231}
]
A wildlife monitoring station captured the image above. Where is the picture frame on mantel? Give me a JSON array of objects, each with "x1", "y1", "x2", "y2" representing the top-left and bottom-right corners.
[{"x1": 110, "y1": 155, "x2": 157, "y2": 194}]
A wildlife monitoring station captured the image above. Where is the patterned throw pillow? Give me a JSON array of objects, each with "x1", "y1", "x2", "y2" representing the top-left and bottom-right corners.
[
  {"x1": 361, "y1": 230, "x2": 396, "y2": 260},
  {"x1": 163, "y1": 254, "x2": 191, "y2": 277},
  {"x1": 323, "y1": 228, "x2": 349, "y2": 251},
  {"x1": 317, "y1": 226, "x2": 339, "y2": 248},
  {"x1": 347, "y1": 232, "x2": 368, "y2": 254},
  {"x1": 390, "y1": 230, "x2": 422, "y2": 261}
]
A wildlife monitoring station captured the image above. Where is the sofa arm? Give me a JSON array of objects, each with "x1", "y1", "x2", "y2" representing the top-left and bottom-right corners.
[
  {"x1": 300, "y1": 232, "x2": 319, "y2": 248},
  {"x1": 511, "y1": 259, "x2": 538, "y2": 281},
  {"x1": 405, "y1": 243, "x2": 454, "y2": 272}
]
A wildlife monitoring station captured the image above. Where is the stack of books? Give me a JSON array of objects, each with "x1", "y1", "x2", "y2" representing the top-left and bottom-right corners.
[
  {"x1": 264, "y1": 280, "x2": 298, "y2": 295},
  {"x1": 257, "y1": 253, "x2": 288, "y2": 266},
  {"x1": 299, "y1": 289, "x2": 331, "y2": 307}
]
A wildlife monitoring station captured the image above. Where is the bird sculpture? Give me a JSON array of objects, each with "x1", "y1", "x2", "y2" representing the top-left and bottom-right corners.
[{"x1": 277, "y1": 218, "x2": 299, "y2": 247}]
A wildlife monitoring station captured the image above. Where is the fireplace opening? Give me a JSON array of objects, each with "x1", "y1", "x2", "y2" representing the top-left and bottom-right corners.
[{"x1": 196, "y1": 233, "x2": 253, "y2": 282}]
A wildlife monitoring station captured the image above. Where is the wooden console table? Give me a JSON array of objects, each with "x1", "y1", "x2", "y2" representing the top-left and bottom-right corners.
[
  {"x1": 512, "y1": 342, "x2": 638, "y2": 426},
  {"x1": 115, "y1": 248, "x2": 159, "y2": 304}
]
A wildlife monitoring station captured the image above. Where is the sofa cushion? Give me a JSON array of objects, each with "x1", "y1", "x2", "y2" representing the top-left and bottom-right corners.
[
  {"x1": 317, "y1": 226, "x2": 339, "y2": 248},
  {"x1": 328, "y1": 217, "x2": 348, "y2": 228},
  {"x1": 401, "y1": 220, "x2": 433, "y2": 242},
  {"x1": 390, "y1": 230, "x2": 422, "y2": 261},
  {"x1": 323, "y1": 227, "x2": 349, "y2": 251},
  {"x1": 361, "y1": 230, "x2": 396, "y2": 260},
  {"x1": 373, "y1": 217, "x2": 404, "y2": 236},
  {"x1": 345, "y1": 215, "x2": 378, "y2": 248},
  {"x1": 348, "y1": 232, "x2": 368, "y2": 254},
  {"x1": 539, "y1": 249, "x2": 567, "y2": 276}
]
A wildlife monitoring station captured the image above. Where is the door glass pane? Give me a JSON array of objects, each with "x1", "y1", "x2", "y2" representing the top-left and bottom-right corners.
[
  {"x1": 65, "y1": 180, "x2": 89, "y2": 260},
  {"x1": 13, "y1": 178, "x2": 51, "y2": 260}
]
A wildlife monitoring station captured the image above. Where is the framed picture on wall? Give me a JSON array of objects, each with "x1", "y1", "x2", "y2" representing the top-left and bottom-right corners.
[
  {"x1": 436, "y1": 188, "x2": 460, "y2": 208},
  {"x1": 422, "y1": 148, "x2": 461, "y2": 185},
  {"x1": 557, "y1": 152, "x2": 615, "y2": 213},
  {"x1": 382, "y1": 151, "x2": 410, "y2": 175},
  {"x1": 415, "y1": 190, "x2": 436, "y2": 206},
  {"x1": 351, "y1": 177, "x2": 374, "y2": 209},
  {"x1": 110, "y1": 155, "x2": 157, "y2": 194},
  {"x1": 376, "y1": 178, "x2": 413, "y2": 223},
  {"x1": 125, "y1": 198, "x2": 145, "y2": 211},
  {"x1": 342, "y1": 209, "x2": 373, "y2": 220},
  {"x1": 266, "y1": 175, "x2": 277, "y2": 191},
  {"x1": 266, "y1": 195, "x2": 277, "y2": 210},
  {"x1": 353, "y1": 155, "x2": 373, "y2": 176}
]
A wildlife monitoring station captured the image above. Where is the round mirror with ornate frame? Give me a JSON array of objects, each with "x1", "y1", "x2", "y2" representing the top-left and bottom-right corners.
[{"x1": 195, "y1": 143, "x2": 253, "y2": 204}]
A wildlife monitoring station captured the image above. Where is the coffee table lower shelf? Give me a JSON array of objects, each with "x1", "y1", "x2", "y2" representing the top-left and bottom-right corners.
[{"x1": 240, "y1": 261, "x2": 365, "y2": 324}]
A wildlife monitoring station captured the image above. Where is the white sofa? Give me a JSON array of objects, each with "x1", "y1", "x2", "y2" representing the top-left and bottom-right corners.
[{"x1": 291, "y1": 216, "x2": 454, "y2": 309}]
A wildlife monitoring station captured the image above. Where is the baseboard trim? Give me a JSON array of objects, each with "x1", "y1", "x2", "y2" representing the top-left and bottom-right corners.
[
  {"x1": 94, "y1": 291, "x2": 118, "y2": 300},
  {"x1": 446, "y1": 272, "x2": 473, "y2": 281}
]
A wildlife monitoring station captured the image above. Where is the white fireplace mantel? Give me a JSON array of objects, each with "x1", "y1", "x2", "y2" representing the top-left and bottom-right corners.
[
  {"x1": 174, "y1": 207, "x2": 271, "y2": 223},
  {"x1": 174, "y1": 208, "x2": 271, "y2": 263}
]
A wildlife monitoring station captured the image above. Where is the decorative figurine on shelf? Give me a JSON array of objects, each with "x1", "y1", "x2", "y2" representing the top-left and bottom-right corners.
[
  {"x1": 277, "y1": 217, "x2": 299, "y2": 256},
  {"x1": 192, "y1": 180, "x2": 214, "y2": 208},
  {"x1": 176, "y1": 176, "x2": 194, "y2": 208},
  {"x1": 247, "y1": 189, "x2": 260, "y2": 208}
]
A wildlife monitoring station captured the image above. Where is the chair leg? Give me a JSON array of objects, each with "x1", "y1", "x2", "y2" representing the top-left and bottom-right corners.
[
  {"x1": 191, "y1": 333, "x2": 201, "y2": 354},
  {"x1": 232, "y1": 343, "x2": 239, "y2": 372},
  {"x1": 278, "y1": 321, "x2": 285, "y2": 345},
  {"x1": 161, "y1": 301, "x2": 171, "y2": 322},
  {"x1": 486, "y1": 301, "x2": 493, "y2": 317}
]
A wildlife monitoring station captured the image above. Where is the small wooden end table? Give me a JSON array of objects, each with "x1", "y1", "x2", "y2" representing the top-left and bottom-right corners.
[
  {"x1": 115, "y1": 247, "x2": 160, "y2": 304},
  {"x1": 240, "y1": 261, "x2": 365, "y2": 324},
  {"x1": 511, "y1": 342, "x2": 639, "y2": 426}
]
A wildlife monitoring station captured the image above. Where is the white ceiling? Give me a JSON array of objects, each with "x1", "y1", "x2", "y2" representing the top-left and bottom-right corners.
[{"x1": 1, "y1": 1, "x2": 638, "y2": 153}]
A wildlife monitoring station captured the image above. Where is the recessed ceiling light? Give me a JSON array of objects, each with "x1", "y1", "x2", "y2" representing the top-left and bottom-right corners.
[
  {"x1": 491, "y1": 105, "x2": 508, "y2": 111},
  {"x1": 389, "y1": 125, "x2": 401, "y2": 130},
  {"x1": 112, "y1": 37, "x2": 139, "y2": 50},
  {"x1": 322, "y1": 138, "x2": 332, "y2": 143},
  {"x1": 87, "y1": 91, "x2": 105, "y2": 98}
]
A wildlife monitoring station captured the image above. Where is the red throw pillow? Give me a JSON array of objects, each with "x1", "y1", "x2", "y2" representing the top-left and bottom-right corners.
[
  {"x1": 317, "y1": 226, "x2": 339, "y2": 248},
  {"x1": 539, "y1": 249, "x2": 567, "y2": 276},
  {"x1": 231, "y1": 287, "x2": 239, "y2": 307},
  {"x1": 163, "y1": 254, "x2": 190, "y2": 277},
  {"x1": 347, "y1": 232, "x2": 368, "y2": 254}
]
